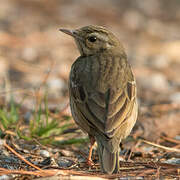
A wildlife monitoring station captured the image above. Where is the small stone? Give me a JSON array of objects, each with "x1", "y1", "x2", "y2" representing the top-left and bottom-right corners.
[
  {"x1": 164, "y1": 158, "x2": 180, "y2": 165},
  {"x1": 57, "y1": 157, "x2": 74, "y2": 168},
  {"x1": 78, "y1": 156, "x2": 86, "y2": 163},
  {"x1": 148, "y1": 54, "x2": 170, "y2": 69},
  {"x1": 120, "y1": 176, "x2": 143, "y2": 180},
  {"x1": 0, "y1": 139, "x2": 5, "y2": 146},
  {"x1": 162, "y1": 41, "x2": 180, "y2": 62},
  {"x1": 22, "y1": 47, "x2": 38, "y2": 62},
  {"x1": 175, "y1": 135, "x2": 180, "y2": 141},
  {"x1": 40, "y1": 150, "x2": 50, "y2": 158},
  {"x1": 119, "y1": 156, "x2": 125, "y2": 161},
  {"x1": 23, "y1": 111, "x2": 32, "y2": 124},
  {"x1": 142, "y1": 146, "x2": 154, "y2": 153},
  {"x1": 169, "y1": 92, "x2": 180, "y2": 104},
  {"x1": 123, "y1": 10, "x2": 145, "y2": 31},
  {"x1": 139, "y1": 73, "x2": 169, "y2": 91},
  {"x1": 59, "y1": 149, "x2": 74, "y2": 157},
  {"x1": 47, "y1": 78, "x2": 66, "y2": 95},
  {"x1": 40, "y1": 157, "x2": 51, "y2": 166},
  {"x1": 0, "y1": 58, "x2": 8, "y2": 77},
  {"x1": 0, "y1": 175, "x2": 11, "y2": 180}
]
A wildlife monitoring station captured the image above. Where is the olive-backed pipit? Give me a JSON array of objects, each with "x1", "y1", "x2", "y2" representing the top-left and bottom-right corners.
[{"x1": 60, "y1": 25, "x2": 138, "y2": 174}]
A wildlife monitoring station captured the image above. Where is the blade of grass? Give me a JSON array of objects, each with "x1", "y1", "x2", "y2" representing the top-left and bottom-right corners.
[{"x1": 53, "y1": 137, "x2": 89, "y2": 146}]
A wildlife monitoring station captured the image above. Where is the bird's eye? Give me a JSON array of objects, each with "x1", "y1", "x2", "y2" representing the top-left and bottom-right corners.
[{"x1": 88, "y1": 36, "x2": 97, "y2": 42}]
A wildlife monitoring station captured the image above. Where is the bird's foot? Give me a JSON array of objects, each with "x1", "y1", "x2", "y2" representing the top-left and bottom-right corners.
[{"x1": 86, "y1": 159, "x2": 95, "y2": 167}]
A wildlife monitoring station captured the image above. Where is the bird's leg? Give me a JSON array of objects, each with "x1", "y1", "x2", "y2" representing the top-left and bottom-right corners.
[{"x1": 87, "y1": 136, "x2": 95, "y2": 166}]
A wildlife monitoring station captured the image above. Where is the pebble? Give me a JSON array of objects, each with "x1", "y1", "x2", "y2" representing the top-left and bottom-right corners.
[
  {"x1": 0, "y1": 155, "x2": 20, "y2": 169},
  {"x1": 164, "y1": 158, "x2": 180, "y2": 165},
  {"x1": 22, "y1": 47, "x2": 38, "y2": 62},
  {"x1": 23, "y1": 111, "x2": 32, "y2": 124},
  {"x1": 40, "y1": 150, "x2": 50, "y2": 158},
  {"x1": 0, "y1": 58, "x2": 8, "y2": 77},
  {"x1": 119, "y1": 156, "x2": 125, "y2": 161},
  {"x1": 78, "y1": 156, "x2": 86, "y2": 163},
  {"x1": 57, "y1": 157, "x2": 74, "y2": 168},
  {"x1": 123, "y1": 10, "x2": 145, "y2": 31},
  {"x1": 59, "y1": 149, "x2": 74, "y2": 157},
  {"x1": 162, "y1": 41, "x2": 180, "y2": 62},
  {"x1": 142, "y1": 146, "x2": 154, "y2": 153},
  {"x1": 175, "y1": 135, "x2": 180, "y2": 141},
  {"x1": 119, "y1": 177, "x2": 143, "y2": 180},
  {"x1": 139, "y1": 73, "x2": 169, "y2": 91},
  {"x1": 169, "y1": 92, "x2": 180, "y2": 104},
  {"x1": 47, "y1": 78, "x2": 66, "y2": 96},
  {"x1": 148, "y1": 54, "x2": 170, "y2": 69},
  {"x1": 40, "y1": 157, "x2": 51, "y2": 166},
  {"x1": 0, "y1": 139, "x2": 5, "y2": 146},
  {"x1": 0, "y1": 175, "x2": 11, "y2": 180}
]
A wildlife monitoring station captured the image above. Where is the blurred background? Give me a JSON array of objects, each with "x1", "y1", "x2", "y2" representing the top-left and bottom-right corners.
[{"x1": 0, "y1": 0, "x2": 180, "y2": 139}]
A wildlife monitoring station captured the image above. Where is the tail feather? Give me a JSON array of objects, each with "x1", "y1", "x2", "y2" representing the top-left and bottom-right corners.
[
  {"x1": 97, "y1": 140, "x2": 119, "y2": 174},
  {"x1": 102, "y1": 148, "x2": 117, "y2": 174}
]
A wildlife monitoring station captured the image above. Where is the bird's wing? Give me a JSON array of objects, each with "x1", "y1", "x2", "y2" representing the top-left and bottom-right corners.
[
  {"x1": 69, "y1": 55, "x2": 136, "y2": 138},
  {"x1": 104, "y1": 80, "x2": 136, "y2": 137}
]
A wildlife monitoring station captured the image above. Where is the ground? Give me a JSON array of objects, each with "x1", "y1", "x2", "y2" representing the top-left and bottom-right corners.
[{"x1": 0, "y1": 0, "x2": 180, "y2": 179}]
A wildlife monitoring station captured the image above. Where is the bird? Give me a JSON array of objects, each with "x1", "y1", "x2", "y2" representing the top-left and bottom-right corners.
[{"x1": 59, "y1": 25, "x2": 138, "y2": 174}]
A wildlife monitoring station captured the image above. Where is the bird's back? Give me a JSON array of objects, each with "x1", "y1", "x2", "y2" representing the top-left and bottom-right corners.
[{"x1": 69, "y1": 50, "x2": 136, "y2": 143}]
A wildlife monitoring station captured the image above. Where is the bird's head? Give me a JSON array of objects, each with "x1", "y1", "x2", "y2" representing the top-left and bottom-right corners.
[{"x1": 60, "y1": 25, "x2": 124, "y2": 56}]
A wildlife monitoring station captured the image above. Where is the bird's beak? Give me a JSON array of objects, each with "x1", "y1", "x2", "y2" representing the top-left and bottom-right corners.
[{"x1": 59, "y1": 28, "x2": 75, "y2": 37}]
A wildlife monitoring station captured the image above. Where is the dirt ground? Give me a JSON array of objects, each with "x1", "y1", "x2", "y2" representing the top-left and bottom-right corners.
[{"x1": 0, "y1": 0, "x2": 180, "y2": 179}]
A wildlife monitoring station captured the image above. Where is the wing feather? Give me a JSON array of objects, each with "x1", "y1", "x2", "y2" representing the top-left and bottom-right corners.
[{"x1": 69, "y1": 55, "x2": 137, "y2": 139}]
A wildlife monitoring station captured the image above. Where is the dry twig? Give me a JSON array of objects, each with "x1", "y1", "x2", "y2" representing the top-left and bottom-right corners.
[
  {"x1": 141, "y1": 140, "x2": 180, "y2": 152},
  {"x1": 4, "y1": 141, "x2": 42, "y2": 171}
]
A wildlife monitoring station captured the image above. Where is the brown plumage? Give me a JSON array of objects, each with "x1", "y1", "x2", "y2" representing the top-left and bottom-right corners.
[{"x1": 59, "y1": 25, "x2": 138, "y2": 174}]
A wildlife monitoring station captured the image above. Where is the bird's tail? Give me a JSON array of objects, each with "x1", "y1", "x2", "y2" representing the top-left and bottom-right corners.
[{"x1": 97, "y1": 140, "x2": 119, "y2": 174}]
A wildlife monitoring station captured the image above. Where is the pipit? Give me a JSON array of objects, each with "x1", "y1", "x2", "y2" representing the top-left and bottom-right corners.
[{"x1": 59, "y1": 25, "x2": 138, "y2": 174}]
